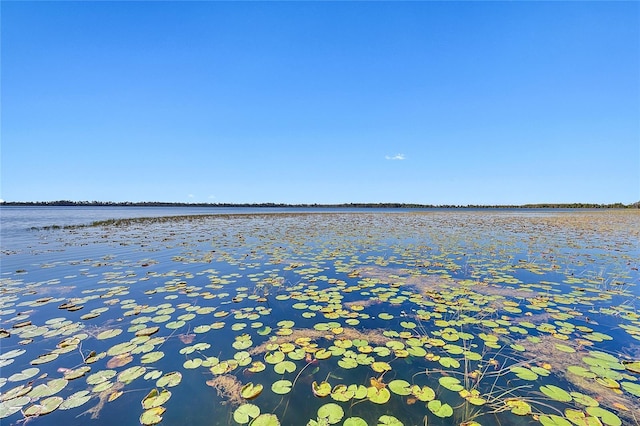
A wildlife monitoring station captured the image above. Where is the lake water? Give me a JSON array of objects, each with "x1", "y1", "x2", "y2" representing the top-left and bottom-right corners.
[{"x1": 1, "y1": 207, "x2": 639, "y2": 426}]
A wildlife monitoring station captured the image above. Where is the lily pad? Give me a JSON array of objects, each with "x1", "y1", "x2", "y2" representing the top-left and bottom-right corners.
[
  {"x1": 0, "y1": 396, "x2": 31, "y2": 419},
  {"x1": 271, "y1": 379, "x2": 292, "y2": 395},
  {"x1": 140, "y1": 406, "x2": 166, "y2": 425},
  {"x1": 510, "y1": 366, "x2": 538, "y2": 381},
  {"x1": 540, "y1": 384, "x2": 572, "y2": 402},
  {"x1": 388, "y1": 379, "x2": 411, "y2": 396},
  {"x1": 506, "y1": 398, "x2": 531, "y2": 415},
  {"x1": 586, "y1": 406, "x2": 622, "y2": 426},
  {"x1": 538, "y1": 414, "x2": 572, "y2": 426},
  {"x1": 28, "y1": 378, "x2": 68, "y2": 398},
  {"x1": 622, "y1": 360, "x2": 640, "y2": 374},
  {"x1": 411, "y1": 385, "x2": 435, "y2": 402},
  {"x1": 367, "y1": 386, "x2": 391, "y2": 404},
  {"x1": 58, "y1": 390, "x2": 92, "y2": 410},
  {"x1": 96, "y1": 329, "x2": 122, "y2": 340},
  {"x1": 438, "y1": 376, "x2": 463, "y2": 392},
  {"x1": 250, "y1": 413, "x2": 280, "y2": 426},
  {"x1": 118, "y1": 365, "x2": 146, "y2": 384},
  {"x1": 427, "y1": 400, "x2": 453, "y2": 418},
  {"x1": 317, "y1": 403, "x2": 344, "y2": 424},
  {"x1": 142, "y1": 388, "x2": 171, "y2": 409},
  {"x1": 241, "y1": 383, "x2": 263, "y2": 399},
  {"x1": 344, "y1": 417, "x2": 367, "y2": 426},
  {"x1": 312, "y1": 381, "x2": 332, "y2": 397},
  {"x1": 156, "y1": 371, "x2": 182, "y2": 387},
  {"x1": 371, "y1": 361, "x2": 391, "y2": 373},
  {"x1": 274, "y1": 360, "x2": 296, "y2": 374},
  {"x1": 234, "y1": 403, "x2": 260, "y2": 424},
  {"x1": 377, "y1": 415, "x2": 403, "y2": 426},
  {"x1": 23, "y1": 396, "x2": 63, "y2": 416}
]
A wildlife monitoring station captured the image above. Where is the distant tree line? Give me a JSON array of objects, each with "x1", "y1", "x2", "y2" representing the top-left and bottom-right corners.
[{"x1": 1, "y1": 200, "x2": 638, "y2": 208}]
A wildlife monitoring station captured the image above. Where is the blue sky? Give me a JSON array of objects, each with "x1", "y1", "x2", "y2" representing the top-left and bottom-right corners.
[{"x1": 2, "y1": 1, "x2": 638, "y2": 204}]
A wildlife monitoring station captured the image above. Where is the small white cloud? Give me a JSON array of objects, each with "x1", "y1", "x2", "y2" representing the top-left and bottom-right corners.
[
  {"x1": 208, "y1": 195, "x2": 216, "y2": 199},
  {"x1": 385, "y1": 153, "x2": 406, "y2": 160},
  {"x1": 188, "y1": 194, "x2": 195, "y2": 198}
]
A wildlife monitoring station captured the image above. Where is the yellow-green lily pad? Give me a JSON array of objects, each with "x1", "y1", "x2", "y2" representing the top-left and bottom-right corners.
[
  {"x1": 540, "y1": 384, "x2": 572, "y2": 402},
  {"x1": 142, "y1": 388, "x2": 171, "y2": 409},
  {"x1": 241, "y1": 383, "x2": 263, "y2": 399},
  {"x1": 427, "y1": 400, "x2": 453, "y2": 418},
  {"x1": 312, "y1": 381, "x2": 331, "y2": 397},
  {"x1": 140, "y1": 406, "x2": 166, "y2": 425},
  {"x1": 317, "y1": 402, "x2": 344, "y2": 424},
  {"x1": 233, "y1": 403, "x2": 260, "y2": 424},
  {"x1": 271, "y1": 379, "x2": 292, "y2": 395}
]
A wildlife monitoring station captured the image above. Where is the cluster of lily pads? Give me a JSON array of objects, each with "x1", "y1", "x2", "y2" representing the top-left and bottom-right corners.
[{"x1": 0, "y1": 211, "x2": 639, "y2": 426}]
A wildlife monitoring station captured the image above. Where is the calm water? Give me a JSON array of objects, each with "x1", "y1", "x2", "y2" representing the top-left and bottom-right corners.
[{"x1": 1, "y1": 207, "x2": 639, "y2": 426}]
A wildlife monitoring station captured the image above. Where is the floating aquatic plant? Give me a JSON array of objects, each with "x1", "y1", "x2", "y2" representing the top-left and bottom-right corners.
[{"x1": 0, "y1": 211, "x2": 638, "y2": 425}]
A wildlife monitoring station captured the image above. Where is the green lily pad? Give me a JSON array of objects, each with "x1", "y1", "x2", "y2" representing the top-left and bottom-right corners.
[
  {"x1": 271, "y1": 379, "x2": 292, "y2": 395},
  {"x1": 156, "y1": 371, "x2": 182, "y2": 387},
  {"x1": 96, "y1": 329, "x2": 122, "y2": 340},
  {"x1": 506, "y1": 398, "x2": 531, "y2": 415},
  {"x1": 107, "y1": 341, "x2": 137, "y2": 356},
  {"x1": 184, "y1": 358, "x2": 203, "y2": 369},
  {"x1": 141, "y1": 351, "x2": 165, "y2": 364},
  {"x1": 312, "y1": 381, "x2": 331, "y2": 397},
  {"x1": 63, "y1": 366, "x2": 91, "y2": 380},
  {"x1": 570, "y1": 392, "x2": 599, "y2": 407},
  {"x1": 555, "y1": 343, "x2": 576, "y2": 353},
  {"x1": 315, "y1": 349, "x2": 332, "y2": 360},
  {"x1": 540, "y1": 384, "x2": 572, "y2": 402},
  {"x1": 622, "y1": 360, "x2": 640, "y2": 374},
  {"x1": 28, "y1": 378, "x2": 68, "y2": 398},
  {"x1": 371, "y1": 361, "x2": 391, "y2": 373},
  {"x1": 377, "y1": 415, "x2": 403, "y2": 426},
  {"x1": 0, "y1": 395, "x2": 30, "y2": 418},
  {"x1": 438, "y1": 376, "x2": 463, "y2": 392},
  {"x1": 330, "y1": 384, "x2": 355, "y2": 402},
  {"x1": 538, "y1": 414, "x2": 572, "y2": 426},
  {"x1": 388, "y1": 379, "x2": 411, "y2": 396},
  {"x1": 248, "y1": 361, "x2": 266, "y2": 373},
  {"x1": 8, "y1": 367, "x2": 40, "y2": 382},
  {"x1": 427, "y1": 400, "x2": 453, "y2": 418},
  {"x1": 265, "y1": 351, "x2": 285, "y2": 364},
  {"x1": 58, "y1": 390, "x2": 91, "y2": 410},
  {"x1": 118, "y1": 365, "x2": 146, "y2": 384},
  {"x1": 338, "y1": 357, "x2": 358, "y2": 369},
  {"x1": 23, "y1": 396, "x2": 63, "y2": 416},
  {"x1": 411, "y1": 385, "x2": 435, "y2": 402},
  {"x1": 621, "y1": 381, "x2": 640, "y2": 396},
  {"x1": 274, "y1": 360, "x2": 297, "y2": 374},
  {"x1": 250, "y1": 413, "x2": 280, "y2": 426},
  {"x1": 142, "y1": 388, "x2": 171, "y2": 409},
  {"x1": 438, "y1": 356, "x2": 460, "y2": 368},
  {"x1": 241, "y1": 383, "x2": 263, "y2": 399},
  {"x1": 567, "y1": 365, "x2": 597, "y2": 379},
  {"x1": 510, "y1": 366, "x2": 538, "y2": 381},
  {"x1": 586, "y1": 406, "x2": 622, "y2": 426},
  {"x1": 166, "y1": 320, "x2": 186, "y2": 329},
  {"x1": 317, "y1": 402, "x2": 344, "y2": 424},
  {"x1": 343, "y1": 417, "x2": 367, "y2": 426},
  {"x1": 30, "y1": 352, "x2": 59, "y2": 365},
  {"x1": 234, "y1": 403, "x2": 260, "y2": 424},
  {"x1": 140, "y1": 406, "x2": 166, "y2": 425},
  {"x1": 367, "y1": 386, "x2": 390, "y2": 404}
]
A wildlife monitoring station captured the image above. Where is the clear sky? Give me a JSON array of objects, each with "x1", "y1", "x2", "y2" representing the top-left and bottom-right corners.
[{"x1": 2, "y1": 1, "x2": 638, "y2": 205}]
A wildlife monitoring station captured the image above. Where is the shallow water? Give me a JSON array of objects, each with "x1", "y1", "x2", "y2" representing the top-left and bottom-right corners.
[{"x1": 1, "y1": 208, "x2": 639, "y2": 426}]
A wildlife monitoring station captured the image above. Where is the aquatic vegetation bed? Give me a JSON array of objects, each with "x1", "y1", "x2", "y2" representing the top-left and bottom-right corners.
[{"x1": 0, "y1": 211, "x2": 639, "y2": 426}]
